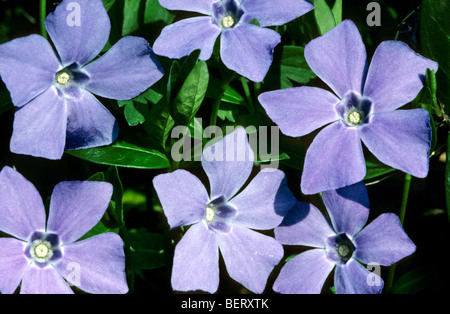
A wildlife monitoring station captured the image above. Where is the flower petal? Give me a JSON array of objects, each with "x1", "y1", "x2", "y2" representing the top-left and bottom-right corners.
[
  {"x1": 153, "y1": 17, "x2": 221, "y2": 61},
  {"x1": 321, "y1": 181, "x2": 370, "y2": 237},
  {"x1": 275, "y1": 202, "x2": 334, "y2": 248},
  {"x1": 241, "y1": 0, "x2": 314, "y2": 27},
  {"x1": 363, "y1": 40, "x2": 439, "y2": 113},
  {"x1": 334, "y1": 259, "x2": 383, "y2": 294},
  {"x1": 220, "y1": 24, "x2": 281, "y2": 82},
  {"x1": 45, "y1": 0, "x2": 111, "y2": 67},
  {"x1": 20, "y1": 265, "x2": 73, "y2": 294},
  {"x1": 158, "y1": 0, "x2": 217, "y2": 14},
  {"x1": 230, "y1": 169, "x2": 296, "y2": 230},
  {"x1": 153, "y1": 170, "x2": 209, "y2": 229},
  {"x1": 353, "y1": 213, "x2": 416, "y2": 266},
  {"x1": 46, "y1": 181, "x2": 113, "y2": 244},
  {"x1": 273, "y1": 249, "x2": 335, "y2": 294},
  {"x1": 171, "y1": 222, "x2": 219, "y2": 293},
  {"x1": 0, "y1": 238, "x2": 29, "y2": 294},
  {"x1": 65, "y1": 91, "x2": 118, "y2": 150},
  {"x1": 217, "y1": 226, "x2": 284, "y2": 293},
  {"x1": 304, "y1": 20, "x2": 367, "y2": 98},
  {"x1": 0, "y1": 167, "x2": 46, "y2": 240},
  {"x1": 301, "y1": 121, "x2": 366, "y2": 195},
  {"x1": 258, "y1": 86, "x2": 340, "y2": 137},
  {"x1": 54, "y1": 232, "x2": 128, "y2": 294},
  {"x1": 83, "y1": 36, "x2": 164, "y2": 100},
  {"x1": 359, "y1": 109, "x2": 431, "y2": 178},
  {"x1": 201, "y1": 127, "x2": 254, "y2": 200},
  {"x1": 0, "y1": 34, "x2": 60, "y2": 107},
  {"x1": 10, "y1": 87, "x2": 67, "y2": 160}
]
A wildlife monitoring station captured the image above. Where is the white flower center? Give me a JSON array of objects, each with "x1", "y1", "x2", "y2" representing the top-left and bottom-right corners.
[
  {"x1": 30, "y1": 240, "x2": 53, "y2": 263},
  {"x1": 347, "y1": 111, "x2": 361, "y2": 125},
  {"x1": 205, "y1": 205, "x2": 215, "y2": 222},
  {"x1": 55, "y1": 71, "x2": 71, "y2": 85},
  {"x1": 337, "y1": 243, "x2": 352, "y2": 258},
  {"x1": 221, "y1": 15, "x2": 235, "y2": 28}
]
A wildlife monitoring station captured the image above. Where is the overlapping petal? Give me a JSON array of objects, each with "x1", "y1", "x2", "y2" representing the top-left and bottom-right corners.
[
  {"x1": 65, "y1": 90, "x2": 118, "y2": 150},
  {"x1": 0, "y1": 238, "x2": 29, "y2": 294},
  {"x1": 217, "y1": 225, "x2": 284, "y2": 293},
  {"x1": 45, "y1": 0, "x2": 111, "y2": 67},
  {"x1": 153, "y1": 170, "x2": 209, "y2": 229},
  {"x1": 304, "y1": 19, "x2": 367, "y2": 98},
  {"x1": 20, "y1": 265, "x2": 73, "y2": 294},
  {"x1": 230, "y1": 170, "x2": 296, "y2": 230},
  {"x1": 153, "y1": 17, "x2": 221, "y2": 61},
  {"x1": 275, "y1": 202, "x2": 334, "y2": 248},
  {"x1": 273, "y1": 249, "x2": 335, "y2": 294},
  {"x1": 201, "y1": 127, "x2": 254, "y2": 200},
  {"x1": 54, "y1": 233, "x2": 128, "y2": 294},
  {"x1": 334, "y1": 259, "x2": 383, "y2": 294},
  {"x1": 10, "y1": 87, "x2": 67, "y2": 160},
  {"x1": 363, "y1": 40, "x2": 439, "y2": 113},
  {"x1": 220, "y1": 24, "x2": 281, "y2": 82},
  {"x1": 0, "y1": 34, "x2": 60, "y2": 107},
  {"x1": 83, "y1": 36, "x2": 164, "y2": 100},
  {"x1": 301, "y1": 121, "x2": 366, "y2": 195},
  {"x1": 159, "y1": 0, "x2": 217, "y2": 15},
  {"x1": 258, "y1": 86, "x2": 340, "y2": 137},
  {"x1": 46, "y1": 181, "x2": 113, "y2": 244},
  {"x1": 321, "y1": 182, "x2": 370, "y2": 237},
  {"x1": 241, "y1": 0, "x2": 314, "y2": 27},
  {"x1": 0, "y1": 167, "x2": 47, "y2": 240},
  {"x1": 353, "y1": 213, "x2": 416, "y2": 266},
  {"x1": 171, "y1": 222, "x2": 219, "y2": 293},
  {"x1": 359, "y1": 109, "x2": 431, "y2": 178}
]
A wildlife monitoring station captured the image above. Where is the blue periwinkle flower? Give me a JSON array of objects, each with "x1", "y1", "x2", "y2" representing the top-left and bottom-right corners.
[
  {"x1": 153, "y1": 0, "x2": 314, "y2": 82},
  {"x1": 0, "y1": 0, "x2": 164, "y2": 160},
  {"x1": 258, "y1": 20, "x2": 438, "y2": 194},
  {"x1": 274, "y1": 182, "x2": 416, "y2": 294}
]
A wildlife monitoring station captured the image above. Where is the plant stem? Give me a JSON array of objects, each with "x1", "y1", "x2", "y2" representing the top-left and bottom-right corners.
[
  {"x1": 240, "y1": 77, "x2": 255, "y2": 114},
  {"x1": 40, "y1": 0, "x2": 47, "y2": 39},
  {"x1": 386, "y1": 172, "x2": 412, "y2": 291}
]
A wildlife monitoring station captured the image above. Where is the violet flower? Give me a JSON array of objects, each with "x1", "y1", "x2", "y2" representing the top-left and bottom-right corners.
[
  {"x1": 0, "y1": 0, "x2": 164, "y2": 160},
  {"x1": 274, "y1": 181, "x2": 416, "y2": 294},
  {"x1": 153, "y1": 0, "x2": 313, "y2": 82},
  {"x1": 258, "y1": 20, "x2": 438, "y2": 194},
  {"x1": 153, "y1": 127, "x2": 296, "y2": 293},
  {"x1": 0, "y1": 166, "x2": 128, "y2": 294}
]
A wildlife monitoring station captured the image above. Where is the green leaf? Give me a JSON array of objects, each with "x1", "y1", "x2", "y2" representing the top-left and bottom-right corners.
[
  {"x1": 144, "y1": 96, "x2": 175, "y2": 150},
  {"x1": 420, "y1": 0, "x2": 450, "y2": 114},
  {"x1": 0, "y1": 91, "x2": 13, "y2": 114},
  {"x1": 446, "y1": 132, "x2": 450, "y2": 224},
  {"x1": 128, "y1": 228, "x2": 167, "y2": 270},
  {"x1": 207, "y1": 76, "x2": 245, "y2": 105},
  {"x1": 124, "y1": 102, "x2": 146, "y2": 126},
  {"x1": 331, "y1": 0, "x2": 342, "y2": 25},
  {"x1": 389, "y1": 267, "x2": 432, "y2": 294},
  {"x1": 144, "y1": 0, "x2": 174, "y2": 24},
  {"x1": 67, "y1": 141, "x2": 170, "y2": 169},
  {"x1": 173, "y1": 61, "x2": 209, "y2": 126},
  {"x1": 313, "y1": 0, "x2": 336, "y2": 35},
  {"x1": 122, "y1": 0, "x2": 142, "y2": 36},
  {"x1": 102, "y1": 0, "x2": 117, "y2": 11},
  {"x1": 364, "y1": 156, "x2": 396, "y2": 181},
  {"x1": 279, "y1": 45, "x2": 316, "y2": 88}
]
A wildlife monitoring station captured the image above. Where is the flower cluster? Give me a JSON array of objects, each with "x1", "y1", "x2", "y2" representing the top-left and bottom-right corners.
[{"x1": 0, "y1": 0, "x2": 442, "y2": 295}]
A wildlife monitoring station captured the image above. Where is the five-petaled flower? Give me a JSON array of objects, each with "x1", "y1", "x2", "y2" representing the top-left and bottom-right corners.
[
  {"x1": 273, "y1": 181, "x2": 416, "y2": 294},
  {"x1": 153, "y1": 0, "x2": 314, "y2": 82},
  {"x1": 0, "y1": 166, "x2": 128, "y2": 294},
  {"x1": 0, "y1": 0, "x2": 164, "y2": 160},
  {"x1": 153, "y1": 127, "x2": 297, "y2": 293},
  {"x1": 258, "y1": 19, "x2": 438, "y2": 195}
]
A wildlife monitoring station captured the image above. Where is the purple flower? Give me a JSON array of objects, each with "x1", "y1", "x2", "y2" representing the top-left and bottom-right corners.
[
  {"x1": 258, "y1": 20, "x2": 438, "y2": 194},
  {"x1": 153, "y1": 127, "x2": 296, "y2": 293},
  {"x1": 0, "y1": 166, "x2": 128, "y2": 294},
  {"x1": 273, "y1": 181, "x2": 416, "y2": 294},
  {"x1": 0, "y1": 0, "x2": 164, "y2": 160},
  {"x1": 153, "y1": 0, "x2": 313, "y2": 82}
]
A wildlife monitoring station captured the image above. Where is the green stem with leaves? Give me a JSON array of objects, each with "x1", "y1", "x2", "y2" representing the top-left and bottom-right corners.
[
  {"x1": 40, "y1": 0, "x2": 48, "y2": 39},
  {"x1": 210, "y1": 73, "x2": 237, "y2": 126},
  {"x1": 385, "y1": 172, "x2": 412, "y2": 291}
]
